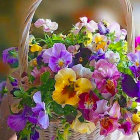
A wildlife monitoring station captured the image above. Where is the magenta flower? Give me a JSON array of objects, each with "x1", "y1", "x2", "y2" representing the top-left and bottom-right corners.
[
  {"x1": 42, "y1": 43, "x2": 72, "y2": 72},
  {"x1": 78, "y1": 92, "x2": 99, "y2": 121},
  {"x1": 135, "y1": 36, "x2": 140, "y2": 48},
  {"x1": 118, "y1": 121, "x2": 132, "y2": 135},
  {"x1": 92, "y1": 59, "x2": 120, "y2": 95}
]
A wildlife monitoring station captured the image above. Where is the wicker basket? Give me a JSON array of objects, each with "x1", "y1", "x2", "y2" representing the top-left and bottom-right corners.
[{"x1": 17, "y1": 0, "x2": 135, "y2": 139}]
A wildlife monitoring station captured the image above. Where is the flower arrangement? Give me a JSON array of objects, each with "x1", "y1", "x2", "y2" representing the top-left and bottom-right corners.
[{"x1": 3, "y1": 17, "x2": 140, "y2": 140}]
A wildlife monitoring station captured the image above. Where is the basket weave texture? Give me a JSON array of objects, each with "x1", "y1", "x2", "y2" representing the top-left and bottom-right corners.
[{"x1": 17, "y1": 0, "x2": 135, "y2": 139}]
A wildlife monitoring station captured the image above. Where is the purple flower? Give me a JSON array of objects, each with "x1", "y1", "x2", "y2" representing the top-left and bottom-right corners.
[
  {"x1": 31, "y1": 91, "x2": 49, "y2": 129},
  {"x1": 119, "y1": 121, "x2": 132, "y2": 135},
  {"x1": 42, "y1": 43, "x2": 72, "y2": 72},
  {"x1": 129, "y1": 65, "x2": 140, "y2": 79},
  {"x1": 30, "y1": 129, "x2": 39, "y2": 140},
  {"x1": 7, "y1": 107, "x2": 29, "y2": 131},
  {"x1": 121, "y1": 74, "x2": 140, "y2": 99},
  {"x1": 98, "y1": 22, "x2": 109, "y2": 35},
  {"x1": 8, "y1": 92, "x2": 49, "y2": 132},
  {"x1": 89, "y1": 49, "x2": 105, "y2": 61},
  {"x1": 2, "y1": 47, "x2": 18, "y2": 68},
  {"x1": 37, "y1": 51, "x2": 45, "y2": 65}
]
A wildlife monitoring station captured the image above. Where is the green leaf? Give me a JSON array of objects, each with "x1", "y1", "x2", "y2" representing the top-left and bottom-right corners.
[
  {"x1": 52, "y1": 102, "x2": 64, "y2": 115},
  {"x1": 64, "y1": 105, "x2": 77, "y2": 117},
  {"x1": 13, "y1": 90, "x2": 22, "y2": 98},
  {"x1": 40, "y1": 72, "x2": 50, "y2": 83},
  {"x1": 78, "y1": 115, "x2": 85, "y2": 122}
]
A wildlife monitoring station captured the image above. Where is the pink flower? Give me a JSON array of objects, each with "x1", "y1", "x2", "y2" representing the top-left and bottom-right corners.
[
  {"x1": 135, "y1": 36, "x2": 140, "y2": 52},
  {"x1": 34, "y1": 19, "x2": 46, "y2": 28},
  {"x1": 73, "y1": 17, "x2": 98, "y2": 34},
  {"x1": 34, "y1": 19, "x2": 58, "y2": 33},
  {"x1": 78, "y1": 92, "x2": 99, "y2": 121},
  {"x1": 92, "y1": 59, "x2": 120, "y2": 95},
  {"x1": 118, "y1": 121, "x2": 132, "y2": 135},
  {"x1": 67, "y1": 45, "x2": 80, "y2": 56},
  {"x1": 31, "y1": 66, "x2": 54, "y2": 85},
  {"x1": 100, "y1": 117, "x2": 118, "y2": 136}
]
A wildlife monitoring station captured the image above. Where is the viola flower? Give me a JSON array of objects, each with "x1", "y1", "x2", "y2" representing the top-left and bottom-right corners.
[
  {"x1": 132, "y1": 113, "x2": 140, "y2": 132},
  {"x1": 30, "y1": 129, "x2": 39, "y2": 140},
  {"x1": 71, "y1": 112, "x2": 96, "y2": 134},
  {"x1": 31, "y1": 66, "x2": 53, "y2": 85},
  {"x1": 108, "y1": 22, "x2": 127, "y2": 42},
  {"x1": 118, "y1": 121, "x2": 132, "y2": 135},
  {"x1": 72, "y1": 47, "x2": 92, "y2": 66},
  {"x1": 92, "y1": 59, "x2": 120, "y2": 95},
  {"x1": 78, "y1": 92, "x2": 99, "y2": 120},
  {"x1": 105, "y1": 50, "x2": 120, "y2": 64},
  {"x1": 72, "y1": 64, "x2": 96, "y2": 88},
  {"x1": 31, "y1": 91, "x2": 49, "y2": 129},
  {"x1": 93, "y1": 33, "x2": 107, "y2": 51},
  {"x1": 52, "y1": 68, "x2": 93, "y2": 106},
  {"x1": 100, "y1": 117, "x2": 118, "y2": 136},
  {"x1": 84, "y1": 31, "x2": 93, "y2": 46},
  {"x1": 121, "y1": 74, "x2": 140, "y2": 100},
  {"x1": 98, "y1": 22, "x2": 109, "y2": 35},
  {"x1": 67, "y1": 45, "x2": 80, "y2": 56},
  {"x1": 128, "y1": 51, "x2": 140, "y2": 67},
  {"x1": 89, "y1": 49, "x2": 105, "y2": 62},
  {"x1": 34, "y1": 19, "x2": 58, "y2": 33},
  {"x1": 37, "y1": 51, "x2": 45, "y2": 65},
  {"x1": 135, "y1": 36, "x2": 140, "y2": 51},
  {"x1": 30, "y1": 44, "x2": 42, "y2": 53},
  {"x1": 73, "y1": 17, "x2": 98, "y2": 34},
  {"x1": 42, "y1": 43, "x2": 72, "y2": 72},
  {"x1": 2, "y1": 47, "x2": 18, "y2": 68}
]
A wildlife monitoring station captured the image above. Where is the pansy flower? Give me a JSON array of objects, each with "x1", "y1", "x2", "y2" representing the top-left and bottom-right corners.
[
  {"x1": 93, "y1": 33, "x2": 107, "y2": 51},
  {"x1": 8, "y1": 92, "x2": 49, "y2": 132},
  {"x1": 72, "y1": 64, "x2": 96, "y2": 88},
  {"x1": 34, "y1": 18, "x2": 58, "y2": 33},
  {"x1": 72, "y1": 47, "x2": 92, "y2": 66},
  {"x1": 2, "y1": 47, "x2": 18, "y2": 68},
  {"x1": 73, "y1": 17, "x2": 98, "y2": 34},
  {"x1": 100, "y1": 102, "x2": 120, "y2": 136},
  {"x1": 71, "y1": 112, "x2": 96, "y2": 134},
  {"x1": 42, "y1": 43, "x2": 72, "y2": 72},
  {"x1": 121, "y1": 74, "x2": 140, "y2": 101},
  {"x1": 92, "y1": 59, "x2": 120, "y2": 95},
  {"x1": 118, "y1": 121, "x2": 132, "y2": 135},
  {"x1": 135, "y1": 36, "x2": 140, "y2": 52},
  {"x1": 67, "y1": 45, "x2": 80, "y2": 56},
  {"x1": 105, "y1": 50, "x2": 120, "y2": 64},
  {"x1": 78, "y1": 92, "x2": 99, "y2": 120},
  {"x1": 132, "y1": 113, "x2": 140, "y2": 132},
  {"x1": 52, "y1": 68, "x2": 93, "y2": 106},
  {"x1": 98, "y1": 22, "x2": 109, "y2": 35}
]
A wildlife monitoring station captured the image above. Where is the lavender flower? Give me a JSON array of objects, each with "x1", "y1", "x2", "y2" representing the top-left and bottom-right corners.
[
  {"x1": 98, "y1": 22, "x2": 109, "y2": 35},
  {"x1": 43, "y1": 43, "x2": 72, "y2": 72},
  {"x1": 2, "y1": 47, "x2": 18, "y2": 68}
]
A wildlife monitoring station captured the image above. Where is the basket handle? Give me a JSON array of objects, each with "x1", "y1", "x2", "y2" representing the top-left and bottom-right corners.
[{"x1": 18, "y1": 0, "x2": 135, "y2": 74}]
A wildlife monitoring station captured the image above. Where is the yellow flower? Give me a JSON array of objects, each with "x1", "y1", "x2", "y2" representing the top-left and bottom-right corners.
[
  {"x1": 30, "y1": 44, "x2": 42, "y2": 53},
  {"x1": 93, "y1": 34, "x2": 107, "y2": 51},
  {"x1": 84, "y1": 31, "x2": 93, "y2": 46},
  {"x1": 132, "y1": 113, "x2": 140, "y2": 132},
  {"x1": 52, "y1": 68, "x2": 92, "y2": 106},
  {"x1": 71, "y1": 112, "x2": 96, "y2": 134}
]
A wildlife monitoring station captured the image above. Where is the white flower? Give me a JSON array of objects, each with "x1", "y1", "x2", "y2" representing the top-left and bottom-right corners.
[
  {"x1": 34, "y1": 19, "x2": 58, "y2": 33},
  {"x1": 72, "y1": 64, "x2": 96, "y2": 89},
  {"x1": 105, "y1": 51, "x2": 120, "y2": 64},
  {"x1": 73, "y1": 17, "x2": 98, "y2": 34}
]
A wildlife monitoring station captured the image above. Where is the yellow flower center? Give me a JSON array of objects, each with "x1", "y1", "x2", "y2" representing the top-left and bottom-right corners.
[
  {"x1": 58, "y1": 60, "x2": 64, "y2": 67},
  {"x1": 95, "y1": 36, "x2": 103, "y2": 44},
  {"x1": 135, "y1": 61, "x2": 139, "y2": 67},
  {"x1": 79, "y1": 57, "x2": 83, "y2": 63}
]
